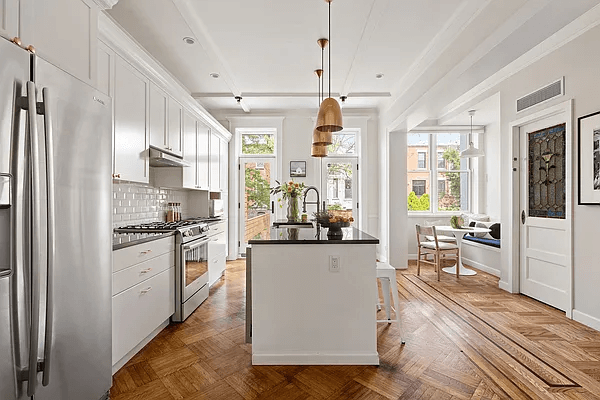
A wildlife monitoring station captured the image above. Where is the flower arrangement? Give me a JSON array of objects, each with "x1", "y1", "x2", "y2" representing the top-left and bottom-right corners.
[{"x1": 270, "y1": 180, "x2": 306, "y2": 199}]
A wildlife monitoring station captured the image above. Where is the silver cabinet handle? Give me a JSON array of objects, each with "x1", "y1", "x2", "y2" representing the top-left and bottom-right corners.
[
  {"x1": 140, "y1": 286, "x2": 153, "y2": 294},
  {"x1": 140, "y1": 250, "x2": 152, "y2": 255},
  {"x1": 41, "y1": 87, "x2": 55, "y2": 387},
  {"x1": 213, "y1": 238, "x2": 218, "y2": 241},
  {"x1": 140, "y1": 268, "x2": 152, "y2": 274}
]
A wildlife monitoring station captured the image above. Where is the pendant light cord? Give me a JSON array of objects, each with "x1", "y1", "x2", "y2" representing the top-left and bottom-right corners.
[
  {"x1": 321, "y1": 46, "x2": 324, "y2": 104},
  {"x1": 328, "y1": 0, "x2": 331, "y2": 98}
]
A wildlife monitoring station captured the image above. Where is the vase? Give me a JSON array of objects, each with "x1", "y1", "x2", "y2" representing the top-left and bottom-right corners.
[{"x1": 286, "y1": 195, "x2": 300, "y2": 222}]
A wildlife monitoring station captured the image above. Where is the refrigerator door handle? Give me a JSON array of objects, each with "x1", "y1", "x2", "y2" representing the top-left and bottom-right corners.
[
  {"x1": 41, "y1": 87, "x2": 55, "y2": 387},
  {"x1": 24, "y1": 80, "x2": 42, "y2": 397}
]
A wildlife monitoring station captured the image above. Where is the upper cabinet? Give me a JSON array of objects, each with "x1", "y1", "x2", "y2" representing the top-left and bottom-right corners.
[
  {"x1": 220, "y1": 138, "x2": 228, "y2": 193},
  {"x1": 182, "y1": 111, "x2": 197, "y2": 189},
  {"x1": 167, "y1": 98, "x2": 183, "y2": 157},
  {"x1": 197, "y1": 121, "x2": 210, "y2": 191},
  {"x1": 113, "y1": 56, "x2": 149, "y2": 183},
  {"x1": 0, "y1": 0, "x2": 19, "y2": 39},
  {"x1": 209, "y1": 132, "x2": 220, "y2": 191},
  {"x1": 27, "y1": 0, "x2": 99, "y2": 85},
  {"x1": 149, "y1": 83, "x2": 168, "y2": 151}
]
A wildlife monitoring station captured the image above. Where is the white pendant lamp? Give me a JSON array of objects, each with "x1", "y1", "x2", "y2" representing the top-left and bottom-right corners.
[{"x1": 460, "y1": 110, "x2": 485, "y2": 158}]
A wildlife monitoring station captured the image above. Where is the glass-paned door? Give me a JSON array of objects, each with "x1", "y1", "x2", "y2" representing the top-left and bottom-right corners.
[
  {"x1": 240, "y1": 158, "x2": 276, "y2": 252},
  {"x1": 321, "y1": 158, "x2": 358, "y2": 226}
]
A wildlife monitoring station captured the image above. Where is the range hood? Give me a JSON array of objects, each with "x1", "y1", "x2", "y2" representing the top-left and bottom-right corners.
[{"x1": 149, "y1": 147, "x2": 190, "y2": 167}]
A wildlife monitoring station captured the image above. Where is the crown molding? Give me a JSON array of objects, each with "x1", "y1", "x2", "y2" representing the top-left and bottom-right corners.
[
  {"x1": 97, "y1": 12, "x2": 231, "y2": 141},
  {"x1": 91, "y1": 0, "x2": 119, "y2": 10}
]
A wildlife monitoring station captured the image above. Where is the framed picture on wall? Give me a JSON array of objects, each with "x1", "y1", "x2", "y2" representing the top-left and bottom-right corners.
[
  {"x1": 578, "y1": 110, "x2": 600, "y2": 204},
  {"x1": 290, "y1": 161, "x2": 306, "y2": 177}
]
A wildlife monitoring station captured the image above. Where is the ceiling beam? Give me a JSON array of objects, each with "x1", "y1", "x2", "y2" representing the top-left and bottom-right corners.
[
  {"x1": 340, "y1": 0, "x2": 391, "y2": 97},
  {"x1": 192, "y1": 92, "x2": 391, "y2": 98}
]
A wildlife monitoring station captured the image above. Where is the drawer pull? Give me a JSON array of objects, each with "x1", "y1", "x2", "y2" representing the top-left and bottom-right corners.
[
  {"x1": 140, "y1": 286, "x2": 152, "y2": 295},
  {"x1": 213, "y1": 259, "x2": 218, "y2": 263},
  {"x1": 140, "y1": 250, "x2": 152, "y2": 255},
  {"x1": 212, "y1": 238, "x2": 218, "y2": 241},
  {"x1": 140, "y1": 268, "x2": 152, "y2": 274}
]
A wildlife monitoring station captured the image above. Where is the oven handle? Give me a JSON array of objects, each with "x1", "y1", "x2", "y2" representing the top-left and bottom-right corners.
[{"x1": 182, "y1": 238, "x2": 211, "y2": 251}]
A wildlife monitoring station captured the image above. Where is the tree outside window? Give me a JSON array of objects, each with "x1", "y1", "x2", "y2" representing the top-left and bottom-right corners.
[{"x1": 242, "y1": 134, "x2": 274, "y2": 155}]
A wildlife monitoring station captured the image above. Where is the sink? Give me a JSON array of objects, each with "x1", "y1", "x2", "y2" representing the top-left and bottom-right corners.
[{"x1": 273, "y1": 221, "x2": 314, "y2": 228}]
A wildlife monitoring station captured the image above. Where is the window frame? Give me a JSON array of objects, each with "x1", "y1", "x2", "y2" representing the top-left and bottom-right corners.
[
  {"x1": 412, "y1": 179, "x2": 426, "y2": 196},
  {"x1": 407, "y1": 132, "x2": 473, "y2": 215},
  {"x1": 238, "y1": 128, "x2": 277, "y2": 157},
  {"x1": 417, "y1": 151, "x2": 427, "y2": 169}
]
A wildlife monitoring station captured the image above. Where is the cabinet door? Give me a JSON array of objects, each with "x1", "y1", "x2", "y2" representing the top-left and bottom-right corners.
[
  {"x1": 220, "y1": 137, "x2": 228, "y2": 193},
  {"x1": 149, "y1": 83, "x2": 168, "y2": 150},
  {"x1": 182, "y1": 111, "x2": 197, "y2": 189},
  {"x1": 28, "y1": 0, "x2": 98, "y2": 85},
  {"x1": 197, "y1": 121, "x2": 210, "y2": 190},
  {"x1": 209, "y1": 132, "x2": 220, "y2": 191},
  {"x1": 97, "y1": 41, "x2": 114, "y2": 98},
  {"x1": 167, "y1": 97, "x2": 183, "y2": 157},
  {"x1": 113, "y1": 56, "x2": 149, "y2": 183},
  {"x1": 0, "y1": 0, "x2": 19, "y2": 39}
]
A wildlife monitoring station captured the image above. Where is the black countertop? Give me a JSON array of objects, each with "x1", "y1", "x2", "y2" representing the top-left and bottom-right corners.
[
  {"x1": 112, "y1": 231, "x2": 176, "y2": 251},
  {"x1": 248, "y1": 226, "x2": 379, "y2": 245}
]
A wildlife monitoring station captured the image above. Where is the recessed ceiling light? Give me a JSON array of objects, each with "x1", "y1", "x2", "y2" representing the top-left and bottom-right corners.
[
  {"x1": 183, "y1": 37, "x2": 196, "y2": 45},
  {"x1": 375, "y1": 73, "x2": 384, "y2": 79},
  {"x1": 209, "y1": 72, "x2": 220, "y2": 79}
]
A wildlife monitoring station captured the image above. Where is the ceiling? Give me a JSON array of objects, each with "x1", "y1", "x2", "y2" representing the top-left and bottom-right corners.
[{"x1": 107, "y1": 0, "x2": 600, "y2": 115}]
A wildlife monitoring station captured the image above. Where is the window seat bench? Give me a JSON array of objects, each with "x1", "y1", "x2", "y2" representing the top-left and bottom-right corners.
[{"x1": 460, "y1": 235, "x2": 501, "y2": 277}]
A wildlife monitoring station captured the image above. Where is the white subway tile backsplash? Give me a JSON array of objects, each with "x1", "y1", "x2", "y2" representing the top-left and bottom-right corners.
[{"x1": 112, "y1": 181, "x2": 189, "y2": 228}]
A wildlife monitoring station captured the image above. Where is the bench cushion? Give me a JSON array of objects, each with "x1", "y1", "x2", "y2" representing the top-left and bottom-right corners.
[{"x1": 463, "y1": 235, "x2": 501, "y2": 248}]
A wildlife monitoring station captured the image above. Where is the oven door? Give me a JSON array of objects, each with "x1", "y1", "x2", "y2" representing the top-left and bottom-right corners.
[{"x1": 181, "y1": 237, "x2": 210, "y2": 301}]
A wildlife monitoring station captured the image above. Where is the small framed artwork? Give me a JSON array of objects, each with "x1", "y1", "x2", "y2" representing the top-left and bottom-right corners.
[
  {"x1": 290, "y1": 161, "x2": 306, "y2": 177},
  {"x1": 578, "y1": 110, "x2": 600, "y2": 204}
]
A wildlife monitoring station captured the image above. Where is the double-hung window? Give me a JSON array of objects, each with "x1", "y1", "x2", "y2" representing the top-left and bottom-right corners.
[{"x1": 407, "y1": 132, "x2": 472, "y2": 213}]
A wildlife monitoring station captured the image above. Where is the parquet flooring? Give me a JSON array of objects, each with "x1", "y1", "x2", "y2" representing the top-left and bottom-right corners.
[{"x1": 111, "y1": 260, "x2": 600, "y2": 400}]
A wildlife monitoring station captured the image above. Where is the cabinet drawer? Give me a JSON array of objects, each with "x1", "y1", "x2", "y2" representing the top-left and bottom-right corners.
[
  {"x1": 208, "y1": 232, "x2": 226, "y2": 258},
  {"x1": 112, "y1": 267, "x2": 175, "y2": 365},
  {"x1": 208, "y1": 253, "x2": 226, "y2": 287},
  {"x1": 113, "y1": 251, "x2": 174, "y2": 296},
  {"x1": 208, "y1": 221, "x2": 226, "y2": 236},
  {"x1": 113, "y1": 237, "x2": 174, "y2": 273}
]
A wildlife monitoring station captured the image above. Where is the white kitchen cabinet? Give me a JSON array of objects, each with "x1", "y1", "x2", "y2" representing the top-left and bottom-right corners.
[
  {"x1": 112, "y1": 237, "x2": 175, "y2": 370},
  {"x1": 96, "y1": 40, "x2": 114, "y2": 97},
  {"x1": 182, "y1": 111, "x2": 197, "y2": 189},
  {"x1": 220, "y1": 137, "x2": 228, "y2": 193},
  {"x1": 149, "y1": 83, "x2": 168, "y2": 151},
  {"x1": 113, "y1": 55, "x2": 149, "y2": 183},
  {"x1": 168, "y1": 97, "x2": 183, "y2": 157},
  {"x1": 197, "y1": 121, "x2": 210, "y2": 190},
  {"x1": 0, "y1": 0, "x2": 19, "y2": 39},
  {"x1": 27, "y1": 0, "x2": 99, "y2": 85},
  {"x1": 210, "y1": 132, "x2": 220, "y2": 191},
  {"x1": 208, "y1": 223, "x2": 227, "y2": 286}
]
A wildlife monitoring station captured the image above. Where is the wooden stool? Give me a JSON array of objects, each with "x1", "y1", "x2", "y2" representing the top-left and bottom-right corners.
[{"x1": 376, "y1": 262, "x2": 405, "y2": 344}]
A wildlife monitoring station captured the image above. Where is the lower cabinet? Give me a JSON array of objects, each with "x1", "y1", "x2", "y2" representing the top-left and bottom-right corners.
[
  {"x1": 112, "y1": 237, "x2": 175, "y2": 370},
  {"x1": 208, "y1": 222, "x2": 227, "y2": 286}
]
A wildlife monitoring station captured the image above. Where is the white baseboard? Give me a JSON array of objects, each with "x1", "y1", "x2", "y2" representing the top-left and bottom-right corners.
[
  {"x1": 573, "y1": 309, "x2": 600, "y2": 332},
  {"x1": 498, "y1": 280, "x2": 511, "y2": 292},
  {"x1": 252, "y1": 353, "x2": 380, "y2": 365},
  {"x1": 408, "y1": 253, "x2": 417, "y2": 260},
  {"x1": 112, "y1": 319, "x2": 170, "y2": 374},
  {"x1": 462, "y1": 257, "x2": 500, "y2": 277}
]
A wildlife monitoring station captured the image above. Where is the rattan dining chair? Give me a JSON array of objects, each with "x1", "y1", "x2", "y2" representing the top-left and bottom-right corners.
[{"x1": 415, "y1": 224, "x2": 460, "y2": 280}]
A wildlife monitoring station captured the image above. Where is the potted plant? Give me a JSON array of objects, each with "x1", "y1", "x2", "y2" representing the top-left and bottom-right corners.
[{"x1": 270, "y1": 180, "x2": 306, "y2": 222}]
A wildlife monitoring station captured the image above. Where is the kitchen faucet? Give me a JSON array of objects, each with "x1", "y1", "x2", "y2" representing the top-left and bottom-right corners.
[{"x1": 302, "y1": 186, "x2": 320, "y2": 215}]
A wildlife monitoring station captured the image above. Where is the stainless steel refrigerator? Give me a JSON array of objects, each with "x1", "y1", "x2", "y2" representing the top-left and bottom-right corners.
[{"x1": 0, "y1": 36, "x2": 112, "y2": 400}]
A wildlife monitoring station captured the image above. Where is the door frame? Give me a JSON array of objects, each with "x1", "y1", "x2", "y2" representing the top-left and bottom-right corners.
[
  {"x1": 320, "y1": 157, "x2": 360, "y2": 228},
  {"x1": 506, "y1": 99, "x2": 573, "y2": 317}
]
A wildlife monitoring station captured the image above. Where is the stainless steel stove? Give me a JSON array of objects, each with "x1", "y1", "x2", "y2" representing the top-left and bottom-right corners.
[{"x1": 114, "y1": 219, "x2": 212, "y2": 321}]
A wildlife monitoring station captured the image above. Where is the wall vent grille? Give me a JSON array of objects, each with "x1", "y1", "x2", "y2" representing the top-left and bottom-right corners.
[{"x1": 516, "y1": 78, "x2": 564, "y2": 113}]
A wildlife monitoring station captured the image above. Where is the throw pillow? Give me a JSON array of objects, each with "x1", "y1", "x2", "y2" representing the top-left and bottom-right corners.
[
  {"x1": 474, "y1": 222, "x2": 489, "y2": 238},
  {"x1": 489, "y1": 223, "x2": 501, "y2": 239}
]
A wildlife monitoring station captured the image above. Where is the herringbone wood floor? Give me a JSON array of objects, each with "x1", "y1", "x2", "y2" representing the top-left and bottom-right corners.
[{"x1": 111, "y1": 260, "x2": 600, "y2": 400}]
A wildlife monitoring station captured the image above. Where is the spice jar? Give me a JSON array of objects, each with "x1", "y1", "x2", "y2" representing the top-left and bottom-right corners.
[{"x1": 166, "y1": 203, "x2": 175, "y2": 222}]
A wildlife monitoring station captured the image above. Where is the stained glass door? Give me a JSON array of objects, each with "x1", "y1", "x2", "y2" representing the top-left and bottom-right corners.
[{"x1": 519, "y1": 117, "x2": 571, "y2": 313}]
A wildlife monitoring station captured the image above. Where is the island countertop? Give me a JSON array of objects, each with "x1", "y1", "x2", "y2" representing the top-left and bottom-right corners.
[{"x1": 248, "y1": 226, "x2": 379, "y2": 245}]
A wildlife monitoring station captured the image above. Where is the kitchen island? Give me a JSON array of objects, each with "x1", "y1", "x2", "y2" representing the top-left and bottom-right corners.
[{"x1": 247, "y1": 226, "x2": 380, "y2": 365}]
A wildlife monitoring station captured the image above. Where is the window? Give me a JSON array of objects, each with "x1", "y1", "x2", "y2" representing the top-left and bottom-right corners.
[
  {"x1": 328, "y1": 130, "x2": 356, "y2": 155},
  {"x1": 241, "y1": 132, "x2": 275, "y2": 155},
  {"x1": 437, "y1": 151, "x2": 445, "y2": 169},
  {"x1": 412, "y1": 180, "x2": 426, "y2": 196},
  {"x1": 407, "y1": 132, "x2": 472, "y2": 213},
  {"x1": 417, "y1": 152, "x2": 427, "y2": 169}
]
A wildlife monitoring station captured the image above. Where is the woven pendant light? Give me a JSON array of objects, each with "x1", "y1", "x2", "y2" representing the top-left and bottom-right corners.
[{"x1": 316, "y1": 0, "x2": 343, "y2": 133}]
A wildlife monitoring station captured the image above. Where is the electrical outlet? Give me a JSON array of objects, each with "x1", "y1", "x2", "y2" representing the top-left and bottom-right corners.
[{"x1": 329, "y1": 255, "x2": 340, "y2": 272}]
